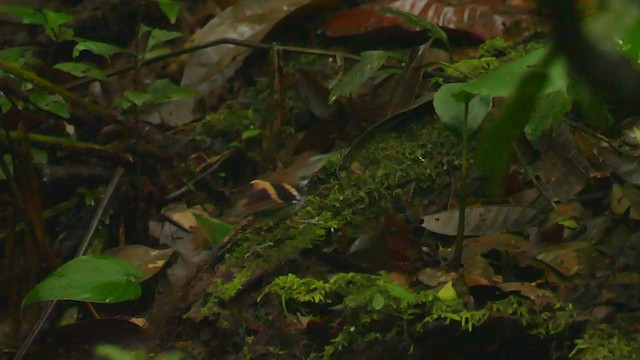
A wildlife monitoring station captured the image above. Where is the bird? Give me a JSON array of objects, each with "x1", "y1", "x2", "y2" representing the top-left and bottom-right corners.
[{"x1": 223, "y1": 151, "x2": 331, "y2": 221}]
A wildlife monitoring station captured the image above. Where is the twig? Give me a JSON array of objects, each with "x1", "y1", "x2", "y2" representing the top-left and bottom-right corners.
[
  {"x1": 164, "y1": 149, "x2": 233, "y2": 202},
  {"x1": 13, "y1": 167, "x2": 125, "y2": 360},
  {"x1": 65, "y1": 38, "x2": 465, "y2": 90},
  {"x1": 0, "y1": 61, "x2": 117, "y2": 125},
  {"x1": 513, "y1": 144, "x2": 558, "y2": 210}
]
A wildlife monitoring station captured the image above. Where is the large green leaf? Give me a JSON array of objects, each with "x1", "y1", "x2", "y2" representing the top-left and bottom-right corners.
[
  {"x1": 524, "y1": 91, "x2": 572, "y2": 140},
  {"x1": 434, "y1": 83, "x2": 492, "y2": 135},
  {"x1": 476, "y1": 57, "x2": 552, "y2": 191},
  {"x1": 462, "y1": 47, "x2": 568, "y2": 97},
  {"x1": 329, "y1": 51, "x2": 389, "y2": 103},
  {"x1": 620, "y1": 14, "x2": 640, "y2": 62},
  {"x1": 22, "y1": 255, "x2": 143, "y2": 307}
]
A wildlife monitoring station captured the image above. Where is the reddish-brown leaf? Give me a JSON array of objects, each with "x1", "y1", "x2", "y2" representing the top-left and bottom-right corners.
[{"x1": 324, "y1": 0, "x2": 539, "y2": 41}]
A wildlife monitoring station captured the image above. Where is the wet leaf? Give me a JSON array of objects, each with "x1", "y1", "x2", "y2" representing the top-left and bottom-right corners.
[
  {"x1": 434, "y1": 83, "x2": 492, "y2": 135},
  {"x1": 329, "y1": 51, "x2": 389, "y2": 103},
  {"x1": 22, "y1": 256, "x2": 142, "y2": 307},
  {"x1": 103, "y1": 245, "x2": 175, "y2": 282},
  {"x1": 422, "y1": 206, "x2": 538, "y2": 236}
]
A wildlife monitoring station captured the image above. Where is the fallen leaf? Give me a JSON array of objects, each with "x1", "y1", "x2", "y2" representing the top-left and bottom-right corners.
[
  {"x1": 422, "y1": 206, "x2": 538, "y2": 236},
  {"x1": 104, "y1": 245, "x2": 176, "y2": 282},
  {"x1": 497, "y1": 282, "x2": 557, "y2": 307},
  {"x1": 536, "y1": 242, "x2": 598, "y2": 276},
  {"x1": 440, "y1": 233, "x2": 536, "y2": 260},
  {"x1": 417, "y1": 267, "x2": 457, "y2": 287},
  {"x1": 324, "y1": 0, "x2": 538, "y2": 41},
  {"x1": 462, "y1": 256, "x2": 496, "y2": 286}
]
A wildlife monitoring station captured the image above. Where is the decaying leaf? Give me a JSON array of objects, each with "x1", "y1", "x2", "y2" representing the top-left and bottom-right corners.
[
  {"x1": 440, "y1": 233, "x2": 536, "y2": 260},
  {"x1": 462, "y1": 255, "x2": 497, "y2": 286},
  {"x1": 417, "y1": 267, "x2": 457, "y2": 287},
  {"x1": 497, "y1": 282, "x2": 557, "y2": 307},
  {"x1": 104, "y1": 245, "x2": 176, "y2": 282},
  {"x1": 161, "y1": 203, "x2": 209, "y2": 231},
  {"x1": 610, "y1": 182, "x2": 640, "y2": 220},
  {"x1": 324, "y1": 0, "x2": 538, "y2": 41},
  {"x1": 423, "y1": 206, "x2": 539, "y2": 236},
  {"x1": 536, "y1": 242, "x2": 599, "y2": 276},
  {"x1": 530, "y1": 152, "x2": 588, "y2": 202},
  {"x1": 597, "y1": 146, "x2": 640, "y2": 186}
]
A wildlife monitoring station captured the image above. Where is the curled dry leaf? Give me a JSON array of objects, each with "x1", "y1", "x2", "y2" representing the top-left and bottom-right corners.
[
  {"x1": 462, "y1": 255, "x2": 496, "y2": 286},
  {"x1": 104, "y1": 245, "x2": 176, "y2": 282},
  {"x1": 422, "y1": 206, "x2": 538, "y2": 236}
]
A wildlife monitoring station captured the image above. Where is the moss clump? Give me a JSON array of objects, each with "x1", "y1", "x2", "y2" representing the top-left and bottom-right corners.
[
  {"x1": 192, "y1": 120, "x2": 459, "y2": 319},
  {"x1": 262, "y1": 273, "x2": 575, "y2": 359},
  {"x1": 571, "y1": 325, "x2": 640, "y2": 360}
]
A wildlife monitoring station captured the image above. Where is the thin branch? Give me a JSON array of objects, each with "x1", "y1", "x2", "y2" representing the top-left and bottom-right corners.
[
  {"x1": 65, "y1": 38, "x2": 465, "y2": 90},
  {"x1": 13, "y1": 167, "x2": 125, "y2": 360}
]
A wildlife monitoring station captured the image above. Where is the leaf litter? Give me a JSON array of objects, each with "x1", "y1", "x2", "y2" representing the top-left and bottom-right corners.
[{"x1": 4, "y1": 0, "x2": 640, "y2": 359}]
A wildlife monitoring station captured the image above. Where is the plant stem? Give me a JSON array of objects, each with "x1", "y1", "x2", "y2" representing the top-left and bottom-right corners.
[{"x1": 450, "y1": 100, "x2": 469, "y2": 271}]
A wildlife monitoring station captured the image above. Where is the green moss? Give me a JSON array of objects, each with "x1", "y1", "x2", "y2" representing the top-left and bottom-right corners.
[
  {"x1": 571, "y1": 325, "x2": 640, "y2": 360},
  {"x1": 262, "y1": 273, "x2": 576, "y2": 359},
  {"x1": 194, "y1": 119, "x2": 460, "y2": 319}
]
